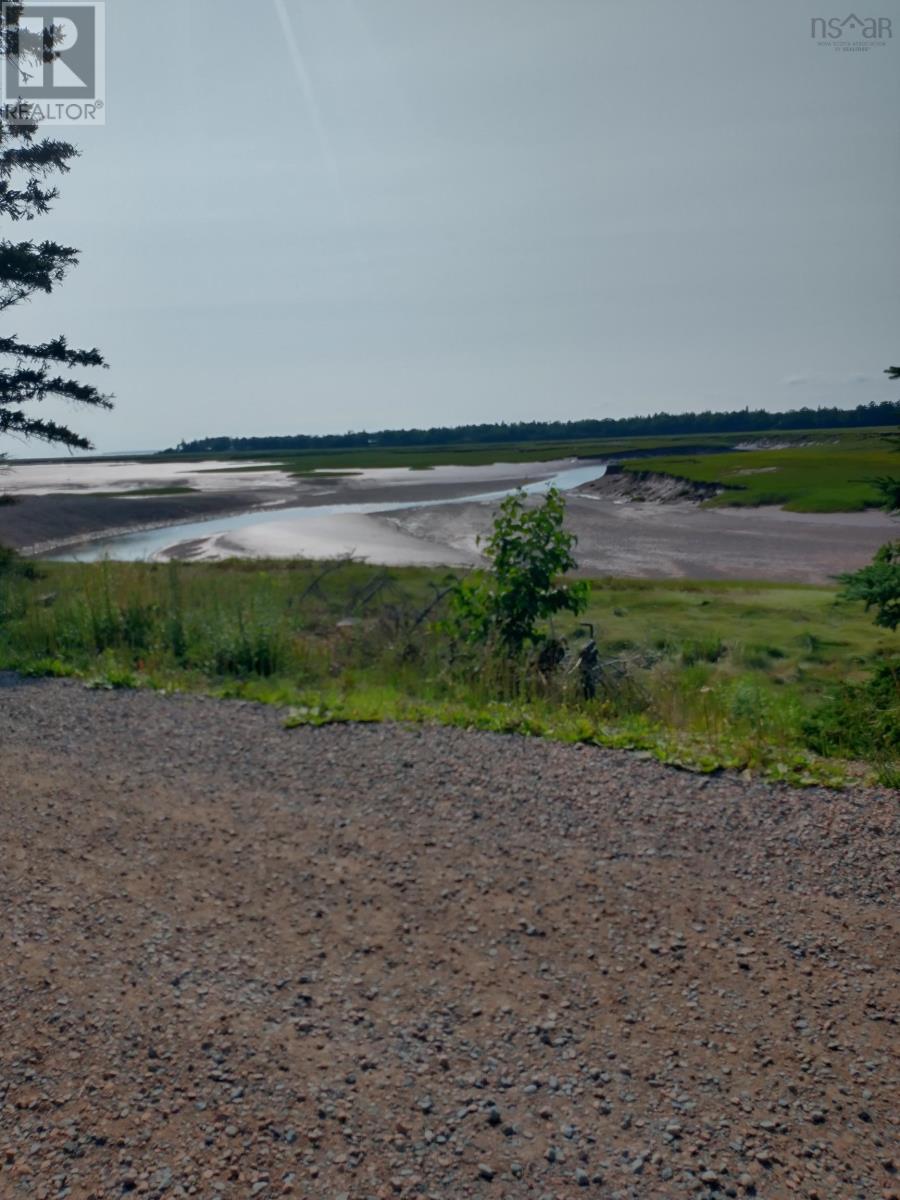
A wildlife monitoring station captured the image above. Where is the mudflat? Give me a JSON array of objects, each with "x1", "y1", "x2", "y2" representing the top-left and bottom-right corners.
[
  {"x1": 0, "y1": 458, "x2": 895, "y2": 581},
  {"x1": 1, "y1": 677, "x2": 896, "y2": 1199},
  {"x1": 0, "y1": 460, "x2": 559, "y2": 556},
  {"x1": 388, "y1": 495, "x2": 897, "y2": 583}
]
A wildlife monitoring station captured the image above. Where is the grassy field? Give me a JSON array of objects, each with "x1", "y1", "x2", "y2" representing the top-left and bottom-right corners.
[
  {"x1": 621, "y1": 429, "x2": 899, "y2": 512},
  {"x1": 153, "y1": 426, "x2": 887, "y2": 476},
  {"x1": 194, "y1": 439, "x2": 731, "y2": 475},
  {"x1": 1, "y1": 557, "x2": 895, "y2": 785}
]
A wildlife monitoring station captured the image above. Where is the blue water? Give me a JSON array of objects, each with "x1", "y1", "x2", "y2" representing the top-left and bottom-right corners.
[{"x1": 51, "y1": 462, "x2": 607, "y2": 562}]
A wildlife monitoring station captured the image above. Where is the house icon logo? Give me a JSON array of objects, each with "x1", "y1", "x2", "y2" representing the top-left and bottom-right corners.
[{"x1": 811, "y1": 13, "x2": 893, "y2": 48}]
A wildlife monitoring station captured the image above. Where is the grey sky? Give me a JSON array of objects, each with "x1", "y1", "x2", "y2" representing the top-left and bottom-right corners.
[{"x1": 5, "y1": 0, "x2": 900, "y2": 453}]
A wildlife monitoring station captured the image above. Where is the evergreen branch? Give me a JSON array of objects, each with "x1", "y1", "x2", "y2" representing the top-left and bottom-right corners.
[
  {"x1": 0, "y1": 178, "x2": 61, "y2": 220},
  {"x1": 0, "y1": 139, "x2": 78, "y2": 176},
  {"x1": 0, "y1": 334, "x2": 106, "y2": 369},
  {"x1": 0, "y1": 110, "x2": 42, "y2": 143},
  {"x1": 0, "y1": 407, "x2": 93, "y2": 451},
  {"x1": 0, "y1": 366, "x2": 113, "y2": 408},
  {"x1": 0, "y1": 7, "x2": 111, "y2": 452},
  {"x1": 0, "y1": 239, "x2": 79, "y2": 309},
  {"x1": 2, "y1": 13, "x2": 67, "y2": 85}
]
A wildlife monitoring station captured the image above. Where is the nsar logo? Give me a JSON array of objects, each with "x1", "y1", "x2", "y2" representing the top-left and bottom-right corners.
[{"x1": 811, "y1": 13, "x2": 892, "y2": 50}]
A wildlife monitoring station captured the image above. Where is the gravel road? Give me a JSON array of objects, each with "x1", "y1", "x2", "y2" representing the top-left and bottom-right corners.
[{"x1": 1, "y1": 677, "x2": 897, "y2": 1200}]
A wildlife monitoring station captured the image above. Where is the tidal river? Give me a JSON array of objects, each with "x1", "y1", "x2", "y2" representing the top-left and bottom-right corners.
[{"x1": 50, "y1": 462, "x2": 608, "y2": 563}]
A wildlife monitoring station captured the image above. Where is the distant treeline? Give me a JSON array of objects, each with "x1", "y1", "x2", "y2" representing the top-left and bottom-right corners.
[{"x1": 171, "y1": 400, "x2": 900, "y2": 454}]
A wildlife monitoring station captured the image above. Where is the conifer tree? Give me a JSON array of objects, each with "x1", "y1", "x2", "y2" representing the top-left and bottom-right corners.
[
  {"x1": 838, "y1": 363, "x2": 900, "y2": 629},
  {"x1": 0, "y1": 3, "x2": 110, "y2": 452}
]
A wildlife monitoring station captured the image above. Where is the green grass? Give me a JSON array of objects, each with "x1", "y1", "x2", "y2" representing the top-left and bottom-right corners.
[
  {"x1": 591, "y1": 577, "x2": 887, "y2": 693},
  {"x1": 200, "y1": 465, "x2": 364, "y2": 478},
  {"x1": 157, "y1": 426, "x2": 892, "y2": 477},
  {"x1": 621, "y1": 430, "x2": 899, "y2": 512},
  {"x1": 1, "y1": 558, "x2": 895, "y2": 785}
]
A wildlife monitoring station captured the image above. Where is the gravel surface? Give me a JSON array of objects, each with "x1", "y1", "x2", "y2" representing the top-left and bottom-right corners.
[{"x1": 1, "y1": 677, "x2": 897, "y2": 1200}]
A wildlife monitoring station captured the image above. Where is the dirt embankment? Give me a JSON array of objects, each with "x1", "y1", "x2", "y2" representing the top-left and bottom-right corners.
[
  {"x1": 1, "y1": 677, "x2": 897, "y2": 1199},
  {"x1": 579, "y1": 466, "x2": 724, "y2": 504}
]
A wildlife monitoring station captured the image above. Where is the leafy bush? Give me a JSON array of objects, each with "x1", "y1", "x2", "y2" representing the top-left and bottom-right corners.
[
  {"x1": 728, "y1": 679, "x2": 773, "y2": 724},
  {"x1": 839, "y1": 541, "x2": 900, "y2": 631},
  {"x1": 450, "y1": 488, "x2": 588, "y2": 653},
  {"x1": 120, "y1": 600, "x2": 158, "y2": 651},
  {"x1": 803, "y1": 661, "x2": 900, "y2": 760},
  {"x1": 870, "y1": 475, "x2": 900, "y2": 513}
]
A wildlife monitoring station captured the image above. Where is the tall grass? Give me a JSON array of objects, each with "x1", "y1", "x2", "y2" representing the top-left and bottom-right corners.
[
  {"x1": 621, "y1": 432, "x2": 899, "y2": 512},
  {"x1": 0, "y1": 558, "x2": 895, "y2": 784}
]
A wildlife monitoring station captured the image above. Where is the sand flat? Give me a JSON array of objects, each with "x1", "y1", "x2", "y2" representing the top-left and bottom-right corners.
[
  {"x1": 1, "y1": 458, "x2": 592, "y2": 558},
  {"x1": 0, "y1": 459, "x2": 294, "y2": 495},
  {"x1": 176, "y1": 511, "x2": 480, "y2": 566}
]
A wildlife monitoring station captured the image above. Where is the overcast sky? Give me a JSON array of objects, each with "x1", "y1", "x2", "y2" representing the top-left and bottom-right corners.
[{"x1": 4, "y1": 0, "x2": 900, "y2": 453}]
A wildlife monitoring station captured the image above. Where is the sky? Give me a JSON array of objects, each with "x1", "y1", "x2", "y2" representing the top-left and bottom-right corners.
[{"x1": 3, "y1": 0, "x2": 900, "y2": 453}]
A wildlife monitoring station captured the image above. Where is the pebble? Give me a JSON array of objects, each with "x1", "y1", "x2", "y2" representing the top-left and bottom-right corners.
[{"x1": 0, "y1": 679, "x2": 894, "y2": 1200}]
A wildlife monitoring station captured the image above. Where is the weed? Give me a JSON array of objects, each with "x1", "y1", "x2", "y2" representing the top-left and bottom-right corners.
[
  {"x1": 0, "y1": 558, "x2": 894, "y2": 785},
  {"x1": 680, "y1": 636, "x2": 726, "y2": 666},
  {"x1": 803, "y1": 661, "x2": 900, "y2": 764},
  {"x1": 875, "y1": 759, "x2": 900, "y2": 789}
]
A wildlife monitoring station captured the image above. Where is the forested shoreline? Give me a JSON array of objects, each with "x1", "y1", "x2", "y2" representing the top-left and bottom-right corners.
[{"x1": 170, "y1": 400, "x2": 900, "y2": 455}]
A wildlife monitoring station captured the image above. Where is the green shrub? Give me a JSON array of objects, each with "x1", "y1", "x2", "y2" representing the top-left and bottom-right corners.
[
  {"x1": 120, "y1": 600, "x2": 158, "y2": 651},
  {"x1": 450, "y1": 487, "x2": 588, "y2": 654},
  {"x1": 839, "y1": 541, "x2": 900, "y2": 631},
  {"x1": 88, "y1": 602, "x2": 123, "y2": 652},
  {"x1": 870, "y1": 475, "x2": 900, "y2": 513},
  {"x1": 728, "y1": 679, "x2": 775, "y2": 727},
  {"x1": 680, "y1": 636, "x2": 725, "y2": 665},
  {"x1": 803, "y1": 661, "x2": 900, "y2": 760},
  {"x1": 207, "y1": 618, "x2": 285, "y2": 677},
  {"x1": 165, "y1": 564, "x2": 188, "y2": 662}
]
